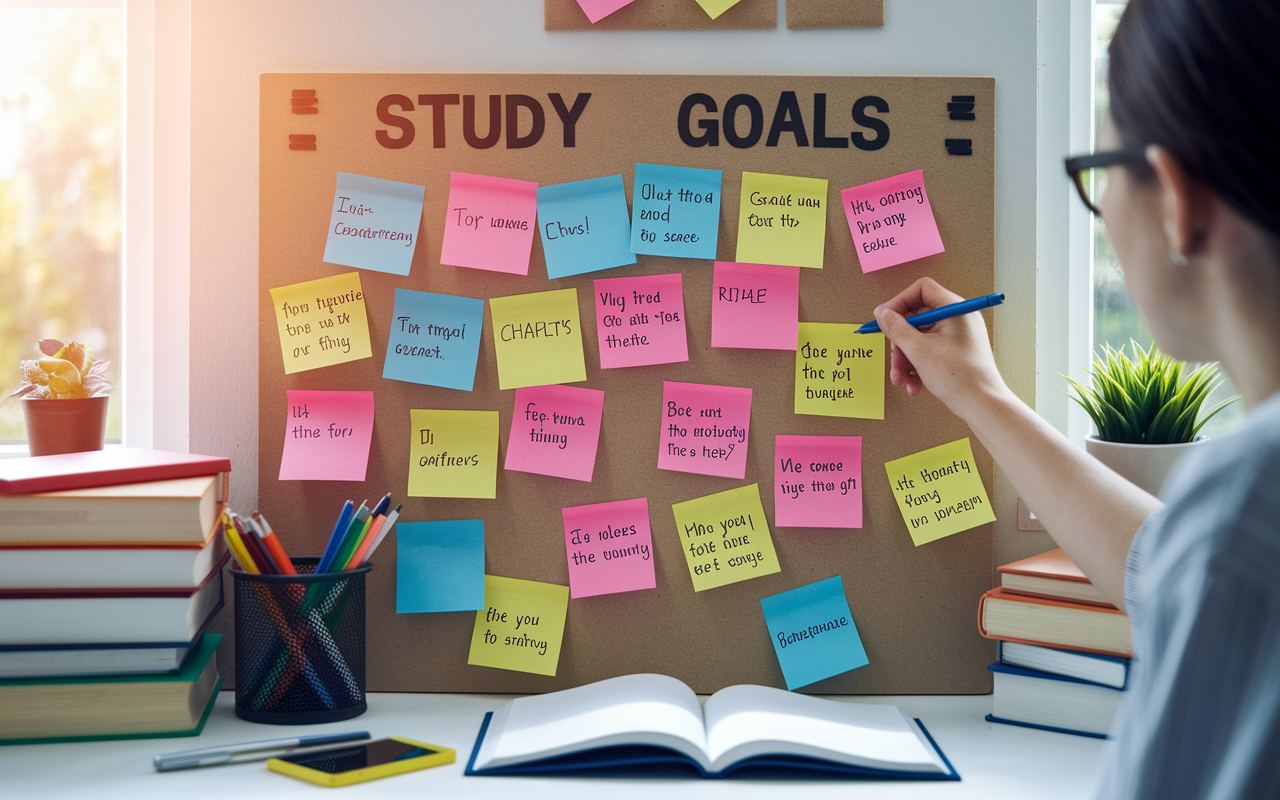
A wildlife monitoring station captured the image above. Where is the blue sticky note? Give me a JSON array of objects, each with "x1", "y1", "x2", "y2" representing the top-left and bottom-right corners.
[
  {"x1": 537, "y1": 175, "x2": 637, "y2": 279},
  {"x1": 396, "y1": 519, "x2": 485, "y2": 613},
  {"x1": 323, "y1": 171, "x2": 426, "y2": 276},
  {"x1": 759, "y1": 575, "x2": 869, "y2": 690},
  {"x1": 630, "y1": 164, "x2": 721, "y2": 259},
  {"x1": 382, "y1": 289, "x2": 485, "y2": 391}
]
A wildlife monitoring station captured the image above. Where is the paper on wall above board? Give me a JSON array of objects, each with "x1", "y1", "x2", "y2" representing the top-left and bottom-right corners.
[
  {"x1": 575, "y1": 0, "x2": 638, "y2": 24},
  {"x1": 504, "y1": 384, "x2": 605, "y2": 483},
  {"x1": 657, "y1": 381, "x2": 752, "y2": 479},
  {"x1": 489, "y1": 289, "x2": 588, "y2": 390},
  {"x1": 536, "y1": 175, "x2": 636, "y2": 279},
  {"x1": 408, "y1": 409, "x2": 499, "y2": 499},
  {"x1": 440, "y1": 171, "x2": 539, "y2": 276},
  {"x1": 671, "y1": 483, "x2": 780, "y2": 592},
  {"x1": 468, "y1": 576, "x2": 569, "y2": 676},
  {"x1": 269, "y1": 272, "x2": 373, "y2": 374},
  {"x1": 561, "y1": 498, "x2": 656, "y2": 599},
  {"x1": 382, "y1": 288, "x2": 485, "y2": 391},
  {"x1": 594, "y1": 273, "x2": 688, "y2": 369},
  {"x1": 774, "y1": 435, "x2": 863, "y2": 528},
  {"x1": 735, "y1": 171, "x2": 829, "y2": 269},
  {"x1": 884, "y1": 437, "x2": 995, "y2": 546},
  {"x1": 710, "y1": 261, "x2": 800, "y2": 350},
  {"x1": 278, "y1": 390, "x2": 375, "y2": 482},
  {"x1": 396, "y1": 519, "x2": 485, "y2": 614},
  {"x1": 841, "y1": 169, "x2": 945, "y2": 272},
  {"x1": 760, "y1": 575, "x2": 869, "y2": 690},
  {"x1": 629, "y1": 163, "x2": 721, "y2": 259},
  {"x1": 322, "y1": 171, "x2": 425, "y2": 276},
  {"x1": 794, "y1": 323, "x2": 885, "y2": 419}
]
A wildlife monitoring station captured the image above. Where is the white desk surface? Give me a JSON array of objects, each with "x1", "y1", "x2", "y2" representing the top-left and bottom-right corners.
[{"x1": 3, "y1": 690, "x2": 1104, "y2": 799}]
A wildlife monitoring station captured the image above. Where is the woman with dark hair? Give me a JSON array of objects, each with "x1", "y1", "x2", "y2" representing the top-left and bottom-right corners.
[{"x1": 872, "y1": 0, "x2": 1280, "y2": 796}]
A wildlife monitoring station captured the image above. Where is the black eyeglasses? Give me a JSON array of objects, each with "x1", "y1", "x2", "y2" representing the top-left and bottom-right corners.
[{"x1": 1064, "y1": 145, "x2": 1149, "y2": 216}]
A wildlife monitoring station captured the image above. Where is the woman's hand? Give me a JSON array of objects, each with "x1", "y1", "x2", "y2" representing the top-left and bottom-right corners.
[{"x1": 873, "y1": 277, "x2": 1009, "y2": 419}]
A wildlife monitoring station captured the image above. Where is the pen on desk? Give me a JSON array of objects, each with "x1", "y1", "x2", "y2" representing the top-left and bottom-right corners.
[
  {"x1": 153, "y1": 731, "x2": 371, "y2": 771},
  {"x1": 316, "y1": 499, "x2": 355, "y2": 573},
  {"x1": 855, "y1": 292, "x2": 1006, "y2": 334},
  {"x1": 362, "y1": 503, "x2": 402, "y2": 561}
]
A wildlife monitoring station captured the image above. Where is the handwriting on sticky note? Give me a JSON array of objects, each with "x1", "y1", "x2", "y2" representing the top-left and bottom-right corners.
[
  {"x1": 885, "y1": 438, "x2": 995, "y2": 546},
  {"x1": 382, "y1": 288, "x2": 485, "y2": 391},
  {"x1": 396, "y1": 519, "x2": 485, "y2": 614},
  {"x1": 774, "y1": 435, "x2": 863, "y2": 528},
  {"x1": 711, "y1": 261, "x2": 800, "y2": 350},
  {"x1": 794, "y1": 323, "x2": 885, "y2": 419},
  {"x1": 841, "y1": 169, "x2": 945, "y2": 273},
  {"x1": 468, "y1": 576, "x2": 569, "y2": 676},
  {"x1": 562, "y1": 498, "x2": 656, "y2": 599},
  {"x1": 594, "y1": 273, "x2": 688, "y2": 369},
  {"x1": 630, "y1": 164, "x2": 721, "y2": 259},
  {"x1": 537, "y1": 175, "x2": 636, "y2": 279},
  {"x1": 278, "y1": 390, "x2": 375, "y2": 482},
  {"x1": 672, "y1": 484, "x2": 780, "y2": 592},
  {"x1": 408, "y1": 409, "x2": 498, "y2": 499},
  {"x1": 576, "y1": 0, "x2": 638, "y2": 24},
  {"x1": 760, "y1": 576, "x2": 869, "y2": 690},
  {"x1": 657, "y1": 382, "x2": 752, "y2": 479},
  {"x1": 269, "y1": 272, "x2": 373, "y2": 374},
  {"x1": 322, "y1": 172, "x2": 425, "y2": 276},
  {"x1": 440, "y1": 172, "x2": 538, "y2": 275},
  {"x1": 735, "y1": 172, "x2": 829, "y2": 269},
  {"x1": 504, "y1": 385, "x2": 605, "y2": 482},
  {"x1": 489, "y1": 289, "x2": 587, "y2": 390}
]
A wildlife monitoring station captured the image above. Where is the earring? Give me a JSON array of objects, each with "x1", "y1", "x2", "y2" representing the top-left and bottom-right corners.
[{"x1": 1170, "y1": 251, "x2": 1188, "y2": 267}]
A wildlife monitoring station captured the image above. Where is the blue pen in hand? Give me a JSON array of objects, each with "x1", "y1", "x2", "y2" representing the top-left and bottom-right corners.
[
  {"x1": 856, "y1": 292, "x2": 1005, "y2": 334},
  {"x1": 316, "y1": 499, "x2": 354, "y2": 574}
]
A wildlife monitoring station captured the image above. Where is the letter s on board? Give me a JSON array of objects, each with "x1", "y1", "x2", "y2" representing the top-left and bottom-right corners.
[{"x1": 376, "y1": 94, "x2": 415, "y2": 149}]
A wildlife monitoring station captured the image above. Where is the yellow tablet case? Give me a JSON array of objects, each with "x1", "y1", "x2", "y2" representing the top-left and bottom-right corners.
[{"x1": 267, "y1": 737, "x2": 455, "y2": 787}]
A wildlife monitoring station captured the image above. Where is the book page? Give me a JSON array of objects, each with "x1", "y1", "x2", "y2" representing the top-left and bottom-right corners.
[
  {"x1": 703, "y1": 685, "x2": 945, "y2": 773},
  {"x1": 474, "y1": 673, "x2": 709, "y2": 770}
]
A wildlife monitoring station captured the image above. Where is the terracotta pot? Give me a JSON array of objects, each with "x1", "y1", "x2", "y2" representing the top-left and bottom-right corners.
[
  {"x1": 21, "y1": 396, "x2": 109, "y2": 457},
  {"x1": 1084, "y1": 435, "x2": 1208, "y2": 497}
]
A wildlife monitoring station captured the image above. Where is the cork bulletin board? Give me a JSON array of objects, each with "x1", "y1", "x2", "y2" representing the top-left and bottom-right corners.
[{"x1": 259, "y1": 73, "x2": 996, "y2": 694}]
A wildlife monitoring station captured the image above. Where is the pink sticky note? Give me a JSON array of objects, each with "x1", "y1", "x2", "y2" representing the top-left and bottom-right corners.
[
  {"x1": 279, "y1": 390, "x2": 375, "y2": 481},
  {"x1": 575, "y1": 0, "x2": 638, "y2": 23},
  {"x1": 562, "y1": 498, "x2": 656, "y2": 598},
  {"x1": 774, "y1": 435, "x2": 863, "y2": 528},
  {"x1": 504, "y1": 385, "x2": 605, "y2": 482},
  {"x1": 440, "y1": 172, "x2": 539, "y2": 275},
  {"x1": 710, "y1": 262, "x2": 801, "y2": 350},
  {"x1": 657, "y1": 381, "x2": 752, "y2": 479},
  {"x1": 841, "y1": 169, "x2": 945, "y2": 273},
  {"x1": 594, "y1": 273, "x2": 688, "y2": 369}
]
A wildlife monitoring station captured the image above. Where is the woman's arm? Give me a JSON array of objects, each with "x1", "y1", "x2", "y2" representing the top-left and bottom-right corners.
[{"x1": 873, "y1": 278, "x2": 1161, "y2": 610}]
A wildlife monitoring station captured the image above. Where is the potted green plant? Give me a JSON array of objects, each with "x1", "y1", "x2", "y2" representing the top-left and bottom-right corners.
[
  {"x1": 1066, "y1": 340, "x2": 1236, "y2": 495},
  {"x1": 8, "y1": 339, "x2": 111, "y2": 456}
]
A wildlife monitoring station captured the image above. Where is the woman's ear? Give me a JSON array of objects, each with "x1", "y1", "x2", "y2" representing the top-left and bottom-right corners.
[{"x1": 1146, "y1": 145, "x2": 1214, "y2": 263}]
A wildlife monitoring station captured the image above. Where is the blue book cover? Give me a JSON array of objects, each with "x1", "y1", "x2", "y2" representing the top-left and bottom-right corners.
[{"x1": 987, "y1": 663, "x2": 1123, "y2": 739}]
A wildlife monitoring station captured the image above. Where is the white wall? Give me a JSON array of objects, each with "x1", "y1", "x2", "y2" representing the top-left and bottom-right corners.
[{"x1": 190, "y1": 0, "x2": 1054, "y2": 562}]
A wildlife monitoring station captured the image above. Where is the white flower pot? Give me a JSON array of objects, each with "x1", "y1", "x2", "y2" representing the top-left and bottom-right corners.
[{"x1": 1084, "y1": 436, "x2": 1207, "y2": 497}]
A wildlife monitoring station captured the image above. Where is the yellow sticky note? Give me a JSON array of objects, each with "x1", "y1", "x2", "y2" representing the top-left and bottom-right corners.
[
  {"x1": 468, "y1": 575, "x2": 569, "y2": 676},
  {"x1": 735, "y1": 172, "x2": 829, "y2": 269},
  {"x1": 795, "y1": 323, "x2": 885, "y2": 419},
  {"x1": 408, "y1": 409, "x2": 498, "y2": 498},
  {"x1": 269, "y1": 272, "x2": 373, "y2": 374},
  {"x1": 885, "y1": 438, "x2": 995, "y2": 546},
  {"x1": 490, "y1": 289, "x2": 587, "y2": 390},
  {"x1": 695, "y1": 0, "x2": 744, "y2": 19},
  {"x1": 671, "y1": 484, "x2": 780, "y2": 592}
]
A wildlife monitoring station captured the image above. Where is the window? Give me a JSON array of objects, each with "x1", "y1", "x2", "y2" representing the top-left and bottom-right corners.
[{"x1": 0, "y1": 6, "x2": 124, "y2": 445}]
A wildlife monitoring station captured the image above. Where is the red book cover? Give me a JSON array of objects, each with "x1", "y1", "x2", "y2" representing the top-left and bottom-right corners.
[
  {"x1": 977, "y1": 587, "x2": 1131, "y2": 658},
  {"x1": 997, "y1": 548, "x2": 1090, "y2": 583},
  {"x1": 0, "y1": 448, "x2": 231, "y2": 495}
]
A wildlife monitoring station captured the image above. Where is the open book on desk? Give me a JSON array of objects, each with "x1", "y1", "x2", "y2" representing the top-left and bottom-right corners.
[{"x1": 465, "y1": 673, "x2": 958, "y2": 780}]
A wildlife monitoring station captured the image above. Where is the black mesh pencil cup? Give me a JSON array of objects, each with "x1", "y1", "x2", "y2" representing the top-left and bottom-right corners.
[{"x1": 233, "y1": 558, "x2": 370, "y2": 724}]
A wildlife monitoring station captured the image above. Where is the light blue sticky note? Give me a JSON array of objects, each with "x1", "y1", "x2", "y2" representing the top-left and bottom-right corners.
[
  {"x1": 630, "y1": 164, "x2": 721, "y2": 259},
  {"x1": 537, "y1": 175, "x2": 637, "y2": 279},
  {"x1": 382, "y1": 288, "x2": 485, "y2": 391},
  {"x1": 760, "y1": 575, "x2": 869, "y2": 690},
  {"x1": 323, "y1": 171, "x2": 426, "y2": 276},
  {"x1": 396, "y1": 519, "x2": 485, "y2": 613}
]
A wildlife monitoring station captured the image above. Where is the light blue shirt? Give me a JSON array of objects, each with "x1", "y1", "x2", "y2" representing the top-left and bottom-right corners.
[{"x1": 1095, "y1": 393, "x2": 1280, "y2": 799}]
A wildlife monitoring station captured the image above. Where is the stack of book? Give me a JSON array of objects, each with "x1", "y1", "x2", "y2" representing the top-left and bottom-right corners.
[
  {"x1": 0, "y1": 448, "x2": 231, "y2": 744},
  {"x1": 978, "y1": 548, "x2": 1132, "y2": 738}
]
